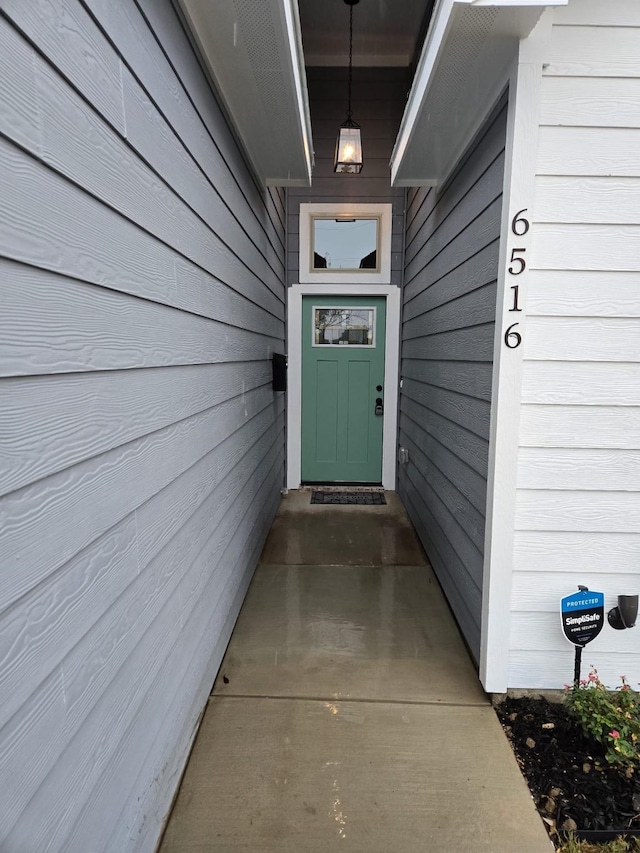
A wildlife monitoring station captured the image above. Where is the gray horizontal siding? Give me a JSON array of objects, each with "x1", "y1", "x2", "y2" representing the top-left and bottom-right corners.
[
  {"x1": 0, "y1": 2, "x2": 285, "y2": 851},
  {"x1": 398, "y1": 103, "x2": 507, "y2": 660},
  {"x1": 287, "y1": 66, "x2": 408, "y2": 286}
]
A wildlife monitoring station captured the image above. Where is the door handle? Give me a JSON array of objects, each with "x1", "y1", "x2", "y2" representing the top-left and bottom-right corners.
[{"x1": 375, "y1": 397, "x2": 384, "y2": 417}]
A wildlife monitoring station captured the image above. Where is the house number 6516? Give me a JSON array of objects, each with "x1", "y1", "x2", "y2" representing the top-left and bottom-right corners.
[{"x1": 503, "y1": 208, "x2": 530, "y2": 349}]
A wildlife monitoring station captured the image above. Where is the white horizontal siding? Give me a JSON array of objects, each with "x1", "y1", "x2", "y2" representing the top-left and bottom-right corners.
[
  {"x1": 545, "y1": 24, "x2": 640, "y2": 78},
  {"x1": 522, "y1": 362, "x2": 640, "y2": 405},
  {"x1": 512, "y1": 579, "x2": 640, "y2": 620},
  {"x1": 516, "y1": 490, "x2": 640, "y2": 532},
  {"x1": 0, "y1": 2, "x2": 285, "y2": 851},
  {"x1": 537, "y1": 126, "x2": 640, "y2": 176},
  {"x1": 530, "y1": 223, "x2": 640, "y2": 271},
  {"x1": 509, "y1": 651, "x2": 639, "y2": 691},
  {"x1": 524, "y1": 316, "x2": 640, "y2": 361},
  {"x1": 513, "y1": 531, "x2": 640, "y2": 575},
  {"x1": 509, "y1": 0, "x2": 640, "y2": 689},
  {"x1": 520, "y1": 405, "x2": 640, "y2": 451},
  {"x1": 517, "y1": 448, "x2": 640, "y2": 491},
  {"x1": 539, "y1": 77, "x2": 640, "y2": 127},
  {"x1": 509, "y1": 609, "x2": 638, "y2": 692},
  {"x1": 552, "y1": 0, "x2": 640, "y2": 26},
  {"x1": 526, "y1": 270, "x2": 640, "y2": 317},
  {"x1": 534, "y1": 176, "x2": 640, "y2": 224}
]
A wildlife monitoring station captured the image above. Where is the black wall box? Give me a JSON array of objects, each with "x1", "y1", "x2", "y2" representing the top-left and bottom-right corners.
[{"x1": 272, "y1": 353, "x2": 287, "y2": 392}]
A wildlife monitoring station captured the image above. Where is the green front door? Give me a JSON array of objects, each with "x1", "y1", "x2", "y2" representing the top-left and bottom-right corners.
[{"x1": 301, "y1": 295, "x2": 386, "y2": 483}]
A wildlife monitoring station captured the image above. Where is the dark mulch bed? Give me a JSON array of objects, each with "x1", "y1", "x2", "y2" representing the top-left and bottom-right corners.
[{"x1": 496, "y1": 697, "x2": 640, "y2": 838}]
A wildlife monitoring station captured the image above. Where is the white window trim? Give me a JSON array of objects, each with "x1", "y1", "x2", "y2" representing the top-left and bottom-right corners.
[
  {"x1": 287, "y1": 284, "x2": 400, "y2": 491},
  {"x1": 299, "y1": 203, "x2": 392, "y2": 284}
]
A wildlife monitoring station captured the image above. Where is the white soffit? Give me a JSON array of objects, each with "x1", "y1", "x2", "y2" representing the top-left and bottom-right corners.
[
  {"x1": 178, "y1": 0, "x2": 313, "y2": 187},
  {"x1": 390, "y1": 0, "x2": 567, "y2": 187}
]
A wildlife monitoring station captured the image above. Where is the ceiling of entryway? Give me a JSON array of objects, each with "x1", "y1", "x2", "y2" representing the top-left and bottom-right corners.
[
  {"x1": 298, "y1": 0, "x2": 435, "y2": 67},
  {"x1": 176, "y1": 0, "x2": 435, "y2": 185},
  {"x1": 178, "y1": 0, "x2": 553, "y2": 187}
]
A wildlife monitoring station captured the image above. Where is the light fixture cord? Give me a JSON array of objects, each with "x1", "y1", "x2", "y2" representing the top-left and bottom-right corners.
[{"x1": 347, "y1": 2, "x2": 353, "y2": 120}]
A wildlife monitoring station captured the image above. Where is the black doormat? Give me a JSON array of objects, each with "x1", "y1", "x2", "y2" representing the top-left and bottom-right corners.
[{"x1": 310, "y1": 491, "x2": 386, "y2": 505}]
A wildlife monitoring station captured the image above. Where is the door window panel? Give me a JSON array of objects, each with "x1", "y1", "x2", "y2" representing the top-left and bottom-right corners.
[{"x1": 313, "y1": 307, "x2": 375, "y2": 347}]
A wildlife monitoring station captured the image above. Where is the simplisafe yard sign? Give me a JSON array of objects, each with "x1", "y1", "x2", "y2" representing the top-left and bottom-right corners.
[{"x1": 561, "y1": 588, "x2": 605, "y2": 647}]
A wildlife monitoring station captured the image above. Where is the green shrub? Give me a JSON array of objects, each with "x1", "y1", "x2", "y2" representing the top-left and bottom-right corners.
[{"x1": 565, "y1": 669, "x2": 640, "y2": 767}]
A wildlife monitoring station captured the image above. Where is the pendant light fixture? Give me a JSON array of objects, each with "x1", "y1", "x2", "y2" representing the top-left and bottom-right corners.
[{"x1": 334, "y1": 0, "x2": 363, "y2": 174}]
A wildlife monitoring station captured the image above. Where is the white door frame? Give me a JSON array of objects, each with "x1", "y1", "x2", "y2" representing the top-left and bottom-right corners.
[{"x1": 287, "y1": 284, "x2": 401, "y2": 490}]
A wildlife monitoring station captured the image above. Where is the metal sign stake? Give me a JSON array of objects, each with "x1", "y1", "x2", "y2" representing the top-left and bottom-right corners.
[{"x1": 573, "y1": 644, "x2": 583, "y2": 688}]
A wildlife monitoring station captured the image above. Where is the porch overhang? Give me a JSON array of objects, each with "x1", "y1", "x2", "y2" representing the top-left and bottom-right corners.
[
  {"x1": 390, "y1": 0, "x2": 568, "y2": 187},
  {"x1": 177, "y1": 0, "x2": 313, "y2": 187}
]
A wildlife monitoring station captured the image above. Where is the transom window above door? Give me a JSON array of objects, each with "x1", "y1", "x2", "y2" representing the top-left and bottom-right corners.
[
  {"x1": 299, "y1": 203, "x2": 392, "y2": 284},
  {"x1": 312, "y1": 218, "x2": 379, "y2": 272}
]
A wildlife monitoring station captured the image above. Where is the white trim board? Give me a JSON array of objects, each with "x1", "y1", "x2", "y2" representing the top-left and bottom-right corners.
[
  {"x1": 480, "y1": 17, "x2": 550, "y2": 694},
  {"x1": 286, "y1": 284, "x2": 400, "y2": 491}
]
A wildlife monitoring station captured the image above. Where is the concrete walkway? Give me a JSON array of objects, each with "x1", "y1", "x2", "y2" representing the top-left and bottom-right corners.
[{"x1": 159, "y1": 491, "x2": 551, "y2": 852}]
